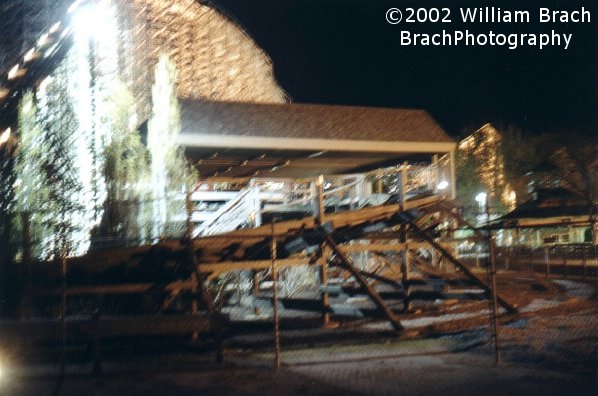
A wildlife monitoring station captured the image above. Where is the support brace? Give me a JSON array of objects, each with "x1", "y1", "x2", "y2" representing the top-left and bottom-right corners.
[
  {"x1": 400, "y1": 215, "x2": 517, "y2": 314},
  {"x1": 319, "y1": 228, "x2": 404, "y2": 331}
]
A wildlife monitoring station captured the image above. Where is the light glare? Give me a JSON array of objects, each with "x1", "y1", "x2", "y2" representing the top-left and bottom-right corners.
[
  {"x1": 68, "y1": 0, "x2": 83, "y2": 14},
  {"x1": 23, "y1": 48, "x2": 36, "y2": 62},
  {"x1": 475, "y1": 192, "x2": 487, "y2": 205},
  {"x1": 437, "y1": 180, "x2": 449, "y2": 190},
  {"x1": 50, "y1": 22, "x2": 61, "y2": 34},
  {"x1": 0, "y1": 128, "x2": 11, "y2": 146},
  {"x1": 38, "y1": 33, "x2": 49, "y2": 46},
  {"x1": 7, "y1": 64, "x2": 19, "y2": 79},
  {"x1": 38, "y1": 76, "x2": 52, "y2": 93}
]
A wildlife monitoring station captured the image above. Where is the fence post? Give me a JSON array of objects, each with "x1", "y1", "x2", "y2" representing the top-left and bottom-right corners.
[
  {"x1": 319, "y1": 243, "x2": 331, "y2": 327},
  {"x1": 271, "y1": 223, "x2": 281, "y2": 369},
  {"x1": 545, "y1": 247, "x2": 550, "y2": 277},
  {"x1": 186, "y1": 191, "x2": 200, "y2": 341},
  {"x1": 581, "y1": 248, "x2": 586, "y2": 279}
]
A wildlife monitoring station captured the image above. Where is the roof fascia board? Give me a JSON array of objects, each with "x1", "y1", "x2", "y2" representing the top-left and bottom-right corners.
[{"x1": 178, "y1": 133, "x2": 456, "y2": 154}]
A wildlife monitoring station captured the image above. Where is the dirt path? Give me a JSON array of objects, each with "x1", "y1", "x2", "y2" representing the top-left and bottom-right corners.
[{"x1": 3, "y1": 275, "x2": 597, "y2": 395}]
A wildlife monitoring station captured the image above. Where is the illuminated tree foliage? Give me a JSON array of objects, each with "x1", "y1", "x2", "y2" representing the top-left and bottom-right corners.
[
  {"x1": 457, "y1": 123, "x2": 517, "y2": 215},
  {"x1": 36, "y1": 62, "x2": 85, "y2": 258},
  {"x1": 147, "y1": 54, "x2": 195, "y2": 240},
  {"x1": 96, "y1": 84, "x2": 149, "y2": 244},
  {"x1": 12, "y1": 91, "x2": 54, "y2": 259}
]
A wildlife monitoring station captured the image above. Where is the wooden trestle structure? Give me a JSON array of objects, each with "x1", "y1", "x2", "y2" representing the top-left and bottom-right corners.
[
  {"x1": 192, "y1": 193, "x2": 516, "y2": 325},
  {"x1": 2, "y1": 169, "x2": 522, "y2": 372},
  {"x1": 22, "y1": 191, "x2": 516, "y2": 328}
]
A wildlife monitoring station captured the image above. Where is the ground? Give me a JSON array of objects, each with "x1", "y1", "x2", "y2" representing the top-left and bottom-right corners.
[{"x1": 2, "y1": 272, "x2": 597, "y2": 395}]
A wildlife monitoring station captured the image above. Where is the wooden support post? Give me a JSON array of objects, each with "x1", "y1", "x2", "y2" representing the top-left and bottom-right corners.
[
  {"x1": 315, "y1": 177, "x2": 329, "y2": 327},
  {"x1": 249, "y1": 180, "x2": 262, "y2": 227},
  {"x1": 186, "y1": 191, "x2": 200, "y2": 341},
  {"x1": 449, "y1": 149, "x2": 457, "y2": 200},
  {"x1": 313, "y1": 175, "x2": 325, "y2": 222},
  {"x1": 400, "y1": 224, "x2": 411, "y2": 313},
  {"x1": 271, "y1": 224, "x2": 281, "y2": 369},
  {"x1": 582, "y1": 249, "x2": 586, "y2": 279},
  {"x1": 486, "y1": 218, "x2": 501, "y2": 364},
  {"x1": 404, "y1": 242, "x2": 411, "y2": 312},
  {"x1": 252, "y1": 270, "x2": 261, "y2": 315},
  {"x1": 403, "y1": 217, "x2": 517, "y2": 314},
  {"x1": 321, "y1": 232, "x2": 403, "y2": 331},
  {"x1": 544, "y1": 248, "x2": 550, "y2": 277},
  {"x1": 399, "y1": 164, "x2": 407, "y2": 207},
  {"x1": 319, "y1": 244, "x2": 331, "y2": 327}
]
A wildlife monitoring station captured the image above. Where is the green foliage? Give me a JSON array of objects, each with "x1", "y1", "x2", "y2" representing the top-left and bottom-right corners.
[
  {"x1": 499, "y1": 125, "x2": 542, "y2": 196},
  {"x1": 12, "y1": 91, "x2": 54, "y2": 259},
  {"x1": 147, "y1": 54, "x2": 196, "y2": 239},
  {"x1": 97, "y1": 83, "x2": 150, "y2": 241},
  {"x1": 36, "y1": 61, "x2": 85, "y2": 257},
  {"x1": 455, "y1": 149, "x2": 485, "y2": 220}
]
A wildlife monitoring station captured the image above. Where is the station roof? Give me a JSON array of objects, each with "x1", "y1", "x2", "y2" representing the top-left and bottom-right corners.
[{"x1": 178, "y1": 100, "x2": 455, "y2": 178}]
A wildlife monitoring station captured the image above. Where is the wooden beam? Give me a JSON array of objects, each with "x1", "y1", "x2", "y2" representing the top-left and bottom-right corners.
[
  {"x1": 321, "y1": 232, "x2": 404, "y2": 331},
  {"x1": 338, "y1": 240, "x2": 452, "y2": 252},
  {"x1": 198, "y1": 258, "x2": 311, "y2": 274},
  {"x1": 403, "y1": 218, "x2": 517, "y2": 314}
]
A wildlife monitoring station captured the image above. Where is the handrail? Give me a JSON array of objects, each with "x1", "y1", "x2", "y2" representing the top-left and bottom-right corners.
[{"x1": 193, "y1": 188, "x2": 252, "y2": 237}]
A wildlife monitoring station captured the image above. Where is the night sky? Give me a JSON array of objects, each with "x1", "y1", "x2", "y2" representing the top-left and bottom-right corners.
[{"x1": 212, "y1": 0, "x2": 597, "y2": 137}]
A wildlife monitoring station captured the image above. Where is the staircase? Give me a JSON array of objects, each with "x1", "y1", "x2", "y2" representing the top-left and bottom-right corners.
[{"x1": 192, "y1": 188, "x2": 257, "y2": 237}]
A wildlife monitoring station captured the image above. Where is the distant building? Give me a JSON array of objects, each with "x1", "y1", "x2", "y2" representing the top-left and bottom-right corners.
[
  {"x1": 495, "y1": 156, "x2": 596, "y2": 246},
  {"x1": 498, "y1": 187, "x2": 595, "y2": 246}
]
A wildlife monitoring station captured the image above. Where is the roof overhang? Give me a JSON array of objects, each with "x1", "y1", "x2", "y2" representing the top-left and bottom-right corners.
[
  {"x1": 178, "y1": 133, "x2": 455, "y2": 154},
  {"x1": 179, "y1": 134, "x2": 455, "y2": 179}
]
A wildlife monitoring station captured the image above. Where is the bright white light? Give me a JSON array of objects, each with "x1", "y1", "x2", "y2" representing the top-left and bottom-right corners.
[
  {"x1": 68, "y1": 0, "x2": 83, "y2": 14},
  {"x1": 23, "y1": 98, "x2": 33, "y2": 114},
  {"x1": 73, "y1": 1, "x2": 114, "y2": 42},
  {"x1": 38, "y1": 33, "x2": 49, "y2": 47},
  {"x1": 49, "y1": 22, "x2": 61, "y2": 34},
  {"x1": 7, "y1": 64, "x2": 19, "y2": 79},
  {"x1": 323, "y1": 182, "x2": 332, "y2": 189},
  {"x1": 437, "y1": 180, "x2": 449, "y2": 190},
  {"x1": 23, "y1": 48, "x2": 35, "y2": 62},
  {"x1": 475, "y1": 192, "x2": 487, "y2": 206},
  {"x1": 38, "y1": 75, "x2": 52, "y2": 94},
  {"x1": 0, "y1": 128, "x2": 11, "y2": 146}
]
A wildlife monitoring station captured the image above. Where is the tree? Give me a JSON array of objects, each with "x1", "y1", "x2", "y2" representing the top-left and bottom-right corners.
[
  {"x1": 36, "y1": 62, "x2": 85, "y2": 258},
  {"x1": 549, "y1": 135, "x2": 598, "y2": 243},
  {"x1": 96, "y1": 83, "x2": 149, "y2": 243},
  {"x1": 12, "y1": 91, "x2": 54, "y2": 259},
  {"x1": 498, "y1": 124, "x2": 545, "y2": 202},
  {"x1": 456, "y1": 123, "x2": 517, "y2": 220},
  {"x1": 147, "y1": 54, "x2": 196, "y2": 240}
]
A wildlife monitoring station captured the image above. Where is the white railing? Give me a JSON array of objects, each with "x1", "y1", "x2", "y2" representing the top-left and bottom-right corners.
[
  {"x1": 192, "y1": 188, "x2": 254, "y2": 237},
  {"x1": 190, "y1": 157, "x2": 453, "y2": 236}
]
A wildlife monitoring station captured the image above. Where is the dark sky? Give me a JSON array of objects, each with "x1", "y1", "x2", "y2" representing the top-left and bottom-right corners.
[{"x1": 212, "y1": 0, "x2": 597, "y2": 137}]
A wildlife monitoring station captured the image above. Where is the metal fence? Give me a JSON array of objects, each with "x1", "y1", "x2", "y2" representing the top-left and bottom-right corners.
[{"x1": 458, "y1": 242, "x2": 598, "y2": 278}]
